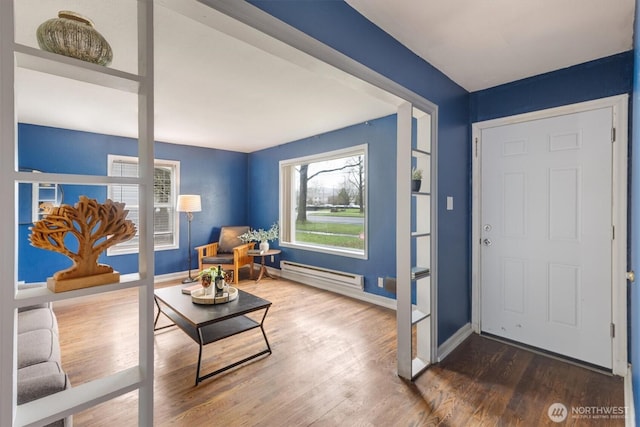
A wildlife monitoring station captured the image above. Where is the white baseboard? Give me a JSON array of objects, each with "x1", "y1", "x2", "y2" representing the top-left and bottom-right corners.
[
  {"x1": 157, "y1": 267, "x2": 282, "y2": 285},
  {"x1": 265, "y1": 266, "x2": 279, "y2": 278},
  {"x1": 438, "y1": 322, "x2": 473, "y2": 362},
  {"x1": 156, "y1": 267, "x2": 261, "y2": 284},
  {"x1": 281, "y1": 269, "x2": 397, "y2": 310},
  {"x1": 155, "y1": 271, "x2": 190, "y2": 283},
  {"x1": 625, "y1": 364, "x2": 636, "y2": 427}
]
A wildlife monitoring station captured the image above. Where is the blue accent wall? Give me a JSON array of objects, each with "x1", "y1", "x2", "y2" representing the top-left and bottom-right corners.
[
  {"x1": 18, "y1": 124, "x2": 248, "y2": 283},
  {"x1": 248, "y1": 115, "x2": 397, "y2": 298},
  {"x1": 470, "y1": 51, "x2": 633, "y2": 123},
  {"x1": 248, "y1": 0, "x2": 471, "y2": 345}
]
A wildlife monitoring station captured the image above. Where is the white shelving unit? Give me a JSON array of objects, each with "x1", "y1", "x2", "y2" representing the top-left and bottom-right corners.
[
  {"x1": 0, "y1": 1, "x2": 155, "y2": 425},
  {"x1": 32, "y1": 182, "x2": 59, "y2": 222},
  {"x1": 396, "y1": 103, "x2": 437, "y2": 380}
]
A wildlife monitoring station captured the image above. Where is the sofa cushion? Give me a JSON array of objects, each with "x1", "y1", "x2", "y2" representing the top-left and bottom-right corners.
[
  {"x1": 218, "y1": 226, "x2": 249, "y2": 253},
  {"x1": 18, "y1": 329, "x2": 61, "y2": 369},
  {"x1": 17, "y1": 361, "x2": 68, "y2": 404},
  {"x1": 17, "y1": 372, "x2": 68, "y2": 405},
  {"x1": 18, "y1": 308, "x2": 58, "y2": 334},
  {"x1": 202, "y1": 255, "x2": 234, "y2": 265}
]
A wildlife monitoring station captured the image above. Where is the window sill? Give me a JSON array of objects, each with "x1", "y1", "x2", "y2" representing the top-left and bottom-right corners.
[
  {"x1": 280, "y1": 241, "x2": 367, "y2": 260},
  {"x1": 107, "y1": 244, "x2": 178, "y2": 256}
]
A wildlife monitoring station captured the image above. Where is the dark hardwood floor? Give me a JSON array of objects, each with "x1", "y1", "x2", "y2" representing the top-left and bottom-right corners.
[{"x1": 52, "y1": 274, "x2": 625, "y2": 426}]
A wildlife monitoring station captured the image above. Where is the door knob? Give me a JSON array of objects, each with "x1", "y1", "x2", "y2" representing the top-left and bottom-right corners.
[{"x1": 483, "y1": 238, "x2": 492, "y2": 246}]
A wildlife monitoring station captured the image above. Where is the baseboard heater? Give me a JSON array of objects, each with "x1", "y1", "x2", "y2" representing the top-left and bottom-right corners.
[{"x1": 280, "y1": 261, "x2": 364, "y2": 291}]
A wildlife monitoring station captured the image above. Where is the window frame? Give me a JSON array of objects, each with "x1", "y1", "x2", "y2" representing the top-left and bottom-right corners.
[
  {"x1": 107, "y1": 154, "x2": 180, "y2": 255},
  {"x1": 279, "y1": 144, "x2": 368, "y2": 259},
  {"x1": 31, "y1": 181, "x2": 62, "y2": 223}
]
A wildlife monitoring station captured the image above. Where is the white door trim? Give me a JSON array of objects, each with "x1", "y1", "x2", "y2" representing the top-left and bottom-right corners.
[{"x1": 471, "y1": 94, "x2": 628, "y2": 376}]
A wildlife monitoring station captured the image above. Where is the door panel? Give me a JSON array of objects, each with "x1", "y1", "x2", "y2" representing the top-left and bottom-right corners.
[{"x1": 480, "y1": 107, "x2": 613, "y2": 368}]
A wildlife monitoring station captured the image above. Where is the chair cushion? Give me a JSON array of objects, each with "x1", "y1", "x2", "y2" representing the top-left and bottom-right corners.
[
  {"x1": 218, "y1": 226, "x2": 249, "y2": 253},
  {"x1": 202, "y1": 255, "x2": 234, "y2": 265}
]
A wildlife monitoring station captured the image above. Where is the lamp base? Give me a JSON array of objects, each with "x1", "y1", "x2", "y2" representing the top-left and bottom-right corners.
[{"x1": 182, "y1": 276, "x2": 198, "y2": 284}]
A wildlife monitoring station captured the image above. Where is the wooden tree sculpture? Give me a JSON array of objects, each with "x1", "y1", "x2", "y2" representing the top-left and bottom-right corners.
[{"x1": 29, "y1": 196, "x2": 136, "y2": 292}]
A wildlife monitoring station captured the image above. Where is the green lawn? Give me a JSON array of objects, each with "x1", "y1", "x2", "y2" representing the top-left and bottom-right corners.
[
  {"x1": 295, "y1": 219, "x2": 364, "y2": 250},
  {"x1": 296, "y1": 221, "x2": 362, "y2": 235},
  {"x1": 295, "y1": 231, "x2": 364, "y2": 250}
]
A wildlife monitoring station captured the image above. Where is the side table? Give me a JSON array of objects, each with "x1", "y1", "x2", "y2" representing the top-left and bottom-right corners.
[{"x1": 249, "y1": 249, "x2": 281, "y2": 283}]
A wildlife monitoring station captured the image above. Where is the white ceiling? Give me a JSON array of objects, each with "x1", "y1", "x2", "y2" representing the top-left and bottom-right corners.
[
  {"x1": 15, "y1": 0, "x2": 401, "y2": 152},
  {"x1": 15, "y1": 1, "x2": 636, "y2": 152},
  {"x1": 346, "y1": 0, "x2": 635, "y2": 92}
]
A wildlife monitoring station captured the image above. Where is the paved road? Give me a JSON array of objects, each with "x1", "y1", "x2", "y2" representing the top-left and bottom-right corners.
[{"x1": 306, "y1": 214, "x2": 364, "y2": 224}]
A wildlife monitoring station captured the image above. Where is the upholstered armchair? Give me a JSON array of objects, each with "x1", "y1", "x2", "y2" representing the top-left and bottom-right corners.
[{"x1": 195, "y1": 226, "x2": 254, "y2": 284}]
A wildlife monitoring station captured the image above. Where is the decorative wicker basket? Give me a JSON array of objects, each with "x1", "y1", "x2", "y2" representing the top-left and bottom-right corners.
[{"x1": 36, "y1": 11, "x2": 113, "y2": 66}]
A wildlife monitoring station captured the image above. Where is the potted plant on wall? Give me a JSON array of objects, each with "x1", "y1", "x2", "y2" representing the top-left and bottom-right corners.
[
  {"x1": 239, "y1": 222, "x2": 280, "y2": 253},
  {"x1": 412, "y1": 167, "x2": 423, "y2": 192}
]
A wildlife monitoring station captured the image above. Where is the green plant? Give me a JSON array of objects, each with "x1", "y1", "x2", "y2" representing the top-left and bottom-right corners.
[
  {"x1": 239, "y1": 222, "x2": 280, "y2": 243},
  {"x1": 412, "y1": 167, "x2": 423, "y2": 180},
  {"x1": 197, "y1": 266, "x2": 220, "y2": 278},
  {"x1": 197, "y1": 265, "x2": 230, "y2": 282}
]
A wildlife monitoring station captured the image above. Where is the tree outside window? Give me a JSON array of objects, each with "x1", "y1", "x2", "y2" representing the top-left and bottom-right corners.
[{"x1": 280, "y1": 145, "x2": 367, "y2": 258}]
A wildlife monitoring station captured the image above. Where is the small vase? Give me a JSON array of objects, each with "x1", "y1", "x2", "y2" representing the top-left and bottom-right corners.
[
  {"x1": 203, "y1": 284, "x2": 212, "y2": 296},
  {"x1": 259, "y1": 241, "x2": 270, "y2": 252},
  {"x1": 36, "y1": 11, "x2": 113, "y2": 66},
  {"x1": 411, "y1": 179, "x2": 422, "y2": 192}
]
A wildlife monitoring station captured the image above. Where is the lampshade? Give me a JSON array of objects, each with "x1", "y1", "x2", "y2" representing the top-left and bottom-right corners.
[{"x1": 177, "y1": 194, "x2": 201, "y2": 213}]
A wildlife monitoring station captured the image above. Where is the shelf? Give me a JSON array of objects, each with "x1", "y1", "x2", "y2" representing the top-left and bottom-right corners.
[
  {"x1": 411, "y1": 266, "x2": 430, "y2": 280},
  {"x1": 15, "y1": 366, "x2": 144, "y2": 426},
  {"x1": 411, "y1": 357, "x2": 429, "y2": 378},
  {"x1": 412, "y1": 148, "x2": 431, "y2": 157},
  {"x1": 14, "y1": 43, "x2": 142, "y2": 94},
  {"x1": 411, "y1": 231, "x2": 431, "y2": 238},
  {"x1": 15, "y1": 273, "x2": 142, "y2": 308},
  {"x1": 3, "y1": 3, "x2": 155, "y2": 425},
  {"x1": 15, "y1": 170, "x2": 142, "y2": 186},
  {"x1": 398, "y1": 105, "x2": 434, "y2": 381},
  {"x1": 411, "y1": 308, "x2": 430, "y2": 324}
]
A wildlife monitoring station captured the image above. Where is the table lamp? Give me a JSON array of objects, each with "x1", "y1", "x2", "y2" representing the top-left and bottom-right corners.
[{"x1": 177, "y1": 194, "x2": 201, "y2": 283}]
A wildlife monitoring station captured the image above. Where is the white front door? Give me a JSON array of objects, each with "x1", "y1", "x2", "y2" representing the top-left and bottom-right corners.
[{"x1": 480, "y1": 107, "x2": 613, "y2": 368}]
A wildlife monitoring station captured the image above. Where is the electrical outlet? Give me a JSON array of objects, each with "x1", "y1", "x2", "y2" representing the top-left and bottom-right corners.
[
  {"x1": 271, "y1": 255, "x2": 275, "y2": 263},
  {"x1": 378, "y1": 277, "x2": 384, "y2": 288}
]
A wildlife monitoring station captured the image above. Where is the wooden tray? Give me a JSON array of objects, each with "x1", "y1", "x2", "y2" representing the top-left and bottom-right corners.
[{"x1": 191, "y1": 286, "x2": 238, "y2": 305}]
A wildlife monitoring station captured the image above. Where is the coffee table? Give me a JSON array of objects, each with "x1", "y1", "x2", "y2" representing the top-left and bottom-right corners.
[{"x1": 154, "y1": 285, "x2": 272, "y2": 385}]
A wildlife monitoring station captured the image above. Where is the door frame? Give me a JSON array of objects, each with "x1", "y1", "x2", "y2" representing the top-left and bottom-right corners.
[{"x1": 471, "y1": 95, "x2": 629, "y2": 376}]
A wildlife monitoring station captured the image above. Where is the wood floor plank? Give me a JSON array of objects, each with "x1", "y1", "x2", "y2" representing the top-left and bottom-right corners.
[{"x1": 52, "y1": 277, "x2": 625, "y2": 426}]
